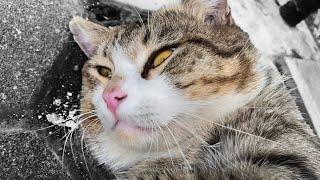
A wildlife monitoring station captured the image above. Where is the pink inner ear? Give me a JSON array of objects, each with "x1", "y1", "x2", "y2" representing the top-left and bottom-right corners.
[
  {"x1": 71, "y1": 27, "x2": 96, "y2": 57},
  {"x1": 204, "y1": 0, "x2": 233, "y2": 25}
]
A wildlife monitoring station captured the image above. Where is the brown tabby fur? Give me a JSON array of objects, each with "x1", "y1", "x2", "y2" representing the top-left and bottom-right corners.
[{"x1": 69, "y1": 0, "x2": 320, "y2": 179}]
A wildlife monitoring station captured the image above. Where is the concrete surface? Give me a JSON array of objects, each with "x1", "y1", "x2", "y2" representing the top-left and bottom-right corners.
[
  {"x1": 286, "y1": 58, "x2": 320, "y2": 136},
  {"x1": 229, "y1": 0, "x2": 319, "y2": 60},
  {"x1": 0, "y1": 0, "x2": 84, "y2": 178},
  {"x1": 0, "y1": 0, "x2": 82, "y2": 111},
  {"x1": 0, "y1": 132, "x2": 69, "y2": 179}
]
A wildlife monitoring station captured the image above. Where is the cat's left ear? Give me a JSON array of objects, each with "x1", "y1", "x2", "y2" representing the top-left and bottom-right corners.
[
  {"x1": 69, "y1": 16, "x2": 110, "y2": 57},
  {"x1": 183, "y1": 0, "x2": 234, "y2": 25}
]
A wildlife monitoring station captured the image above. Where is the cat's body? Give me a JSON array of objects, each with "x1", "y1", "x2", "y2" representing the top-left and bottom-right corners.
[
  {"x1": 69, "y1": 0, "x2": 320, "y2": 179},
  {"x1": 127, "y1": 74, "x2": 320, "y2": 179}
]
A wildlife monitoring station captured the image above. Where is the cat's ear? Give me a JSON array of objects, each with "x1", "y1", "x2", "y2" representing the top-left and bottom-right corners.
[
  {"x1": 69, "y1": 16, "x2": 110, "y2": 57},
  {"x1": 183, "y1": 0, "x2": 234, "y2": 25}
]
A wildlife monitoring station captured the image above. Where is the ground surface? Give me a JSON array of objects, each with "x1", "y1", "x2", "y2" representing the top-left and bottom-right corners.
[
  {"x1": 0, "y1": 0, "x2": 83, "y2": 178},
  {"x1": 1, "y1": 0, "x2": 319, "y2": 179}
]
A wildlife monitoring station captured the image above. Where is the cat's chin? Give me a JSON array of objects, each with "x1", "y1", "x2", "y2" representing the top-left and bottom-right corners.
[{"x1": 110, "y1": 118, "x2": 155, "y2": 141}]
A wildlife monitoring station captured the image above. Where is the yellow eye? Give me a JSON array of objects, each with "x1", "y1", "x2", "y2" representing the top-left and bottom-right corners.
[
  {"x1": 153, "y1": 49, "x2": 174, "y2": 67},
  {"x1": 97, "y1": 66, "x2": 112, "y2": 79}
]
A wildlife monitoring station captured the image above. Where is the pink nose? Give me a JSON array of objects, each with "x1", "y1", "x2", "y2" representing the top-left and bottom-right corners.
[{"x1": 102, "y1": 89, "x2": 127, "y2": 113}]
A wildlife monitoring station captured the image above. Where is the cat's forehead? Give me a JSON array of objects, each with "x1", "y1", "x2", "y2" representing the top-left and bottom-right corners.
[
  {"x1": 115, "y1": 9, "x2": 200, "y2": 48},
  {"x1": 109, "y1": 44, "x2": 149, "y2": 74}
]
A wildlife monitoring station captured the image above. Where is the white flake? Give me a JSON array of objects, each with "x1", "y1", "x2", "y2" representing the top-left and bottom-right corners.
[
  {"x1": 46, "y1": 113, "x2": 65, "y2": 124},
  {"x1": 14, "y1": 27, "x2": 22, "y2": 35},
  {"x1": 0, "y1": 93, "x2": 6, "y2": 100},
  {"x1": 53, "y1": 99, "x2": 62, "y2": 106},
  {"x1": 65, "y1": 121, "x2": 78, "y2": 129},
  {"x1": 45, "y1": 111, "x2": 80, "y2": 130}
]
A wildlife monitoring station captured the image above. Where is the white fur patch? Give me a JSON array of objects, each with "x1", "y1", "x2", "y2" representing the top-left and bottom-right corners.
[{"x1": 90, "y1": 47, "x2": 187, "y2": 170}]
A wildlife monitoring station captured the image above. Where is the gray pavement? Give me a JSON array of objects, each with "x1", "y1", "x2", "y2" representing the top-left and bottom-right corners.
[
  {"x1": 0, "y1": 132, "x2": 69, "y2": 179},
  {"x1": 0, "y1": 0, "x2": 82, "y2": 111},
  {"x1": 0, "y1": 0, "x2": 84, "y2": 178}
]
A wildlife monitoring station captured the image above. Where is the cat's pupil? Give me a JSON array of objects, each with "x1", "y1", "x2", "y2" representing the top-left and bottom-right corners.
[{"x1": 97, "y1": 66, "x2": 112, "y2": 78}]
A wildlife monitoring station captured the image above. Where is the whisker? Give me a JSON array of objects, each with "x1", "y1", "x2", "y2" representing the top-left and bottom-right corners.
[
  {"x1": 59, "y1": 127, "x2": 75, "y2": 142},
  {"x1": 172, "y1": 119, "x2": 208, "y2": 145},
  {"x1": 76, "y1": 114, "x2": 98, "y2": 126},
  {"x1": 77, "y1": 110, "x2": 96, "y2": 117},
  {"x1": 173, "y1": 118, "x2": 234, "y2": 167},
  {"x1": 80, "y1": 118, "x2": 99, "y2": 179},
  {"x1": 147, "y1": 118, "x2": 155, "y2": 155},
  {"x1": 62, "y1": 130, "x2": 73, "y2": 168},
  {"x1": 43, "y1": 126, "x2": 64, "y2": 138},
  {"x1": 134, "y1": 7, "x2": 145, "y2": 28},
  {"x1": 233, "y1": 38, "x2": 251, "y2": 60},
  {"x1": 33, "y1": 124, "x2": 58, "y2": 132},
  {"x1": 154, "y1": 121, "x2": 175, "y2": 167},
  {"x1": 69, "y1": 129, "x2": 78, "y2": 165},
  {"x1": 165, "y1": 126, "x2": 192, "y2": 170},
  {"x1": 57, "y1": 114, "x2": 97, "y2": 142},
  {"x1": 178, "y1": 111, "x2": 278, "y2": 144}
]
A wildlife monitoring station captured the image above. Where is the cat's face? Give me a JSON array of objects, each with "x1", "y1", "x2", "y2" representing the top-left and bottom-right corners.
[{"x1": 70, "y1": 0, "x2": 263, "y2": 153}]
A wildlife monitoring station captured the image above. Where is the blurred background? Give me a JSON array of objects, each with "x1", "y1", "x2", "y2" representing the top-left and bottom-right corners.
[{"x1": 0, "y1": 0, "x2": 319, "y2": 179}]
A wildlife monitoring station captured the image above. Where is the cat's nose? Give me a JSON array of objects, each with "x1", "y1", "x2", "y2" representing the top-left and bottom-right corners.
[{"x1": 102, "y1": 89, "x2": 127, "y2": 113}]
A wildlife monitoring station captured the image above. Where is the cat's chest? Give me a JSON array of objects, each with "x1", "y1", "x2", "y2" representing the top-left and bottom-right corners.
[{"x1": 88, "y1": 134, "x2": 181, "y2": 171}]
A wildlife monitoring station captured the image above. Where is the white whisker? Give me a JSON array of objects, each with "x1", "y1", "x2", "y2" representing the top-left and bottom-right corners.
[
  {"x1": 155, "y1": 121, "x2": 175, "y2": 167},
  {"x1": 166, "y1": 126, "x2": 192, "y2": 170},
  {"x1": 178, "y1": 111, "x2": 277, "y2": 144}
]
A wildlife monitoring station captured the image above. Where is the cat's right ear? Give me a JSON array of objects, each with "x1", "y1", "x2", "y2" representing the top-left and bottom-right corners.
[
  {"x1": 69, "y1": 16, "x2": 110, "y2": 57},
  {"x1": 183, "y1": 0, "x2": 234, "y2": 26}
]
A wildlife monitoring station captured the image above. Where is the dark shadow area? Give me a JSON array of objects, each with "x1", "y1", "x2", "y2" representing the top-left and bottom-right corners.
[{"x1": 29, "y1": 35, "x2": 115, "y2": 179}]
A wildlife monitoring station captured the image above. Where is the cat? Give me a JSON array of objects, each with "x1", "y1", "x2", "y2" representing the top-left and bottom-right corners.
[{"x1": 69, "y1": 0, "x2": 320, "y2": 179}]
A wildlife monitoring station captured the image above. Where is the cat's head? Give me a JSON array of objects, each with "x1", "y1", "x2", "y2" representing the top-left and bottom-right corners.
[{"x1": 70, "y1": 0, "x2": 264, "y2": 152}]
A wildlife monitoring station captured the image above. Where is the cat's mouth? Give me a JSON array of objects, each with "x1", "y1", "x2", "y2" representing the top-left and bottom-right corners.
[{"x1": 111, "y1": 118, "x2": 155, "y2": 133}]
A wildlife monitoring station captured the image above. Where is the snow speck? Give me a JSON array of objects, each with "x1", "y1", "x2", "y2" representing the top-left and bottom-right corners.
[
  {"x1": 46, "y1": 113, "x2": 65, "y2": 124},
  {"x1": 66, "y1": 92, "x2": 73, "y2": 100},
  {"x1": 53, "y1": 99, "x2": 62, "y2": 106},
  {"x1": 0, "y1": 44, "x2": 7, "y2": 50},
  {"x1": 73, "y1": 65, "x2": 79, "y2": 71},
  {"x1": 46, "y1": 111, "x2": 80, "y2": 130},
  {"x1": 14, "y1": 27, "x2": 22, "y2": 35},
  {"x1": 0, "y1": 93, "x2": 7, "y2": 100},
  {"x1": 54, "y1": 29, "x2": 61, "y2": 33},
  {"x1": 67, "y1": 109, "x2": 78, "y2": 121},
  {"x1": 65, "y1": 121, "x2": 78, "y2": 129}
]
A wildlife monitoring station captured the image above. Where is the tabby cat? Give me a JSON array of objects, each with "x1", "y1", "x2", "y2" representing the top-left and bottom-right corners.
[{"x1": 69, "y1": 0, "x2": 320, "y2": 179}]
